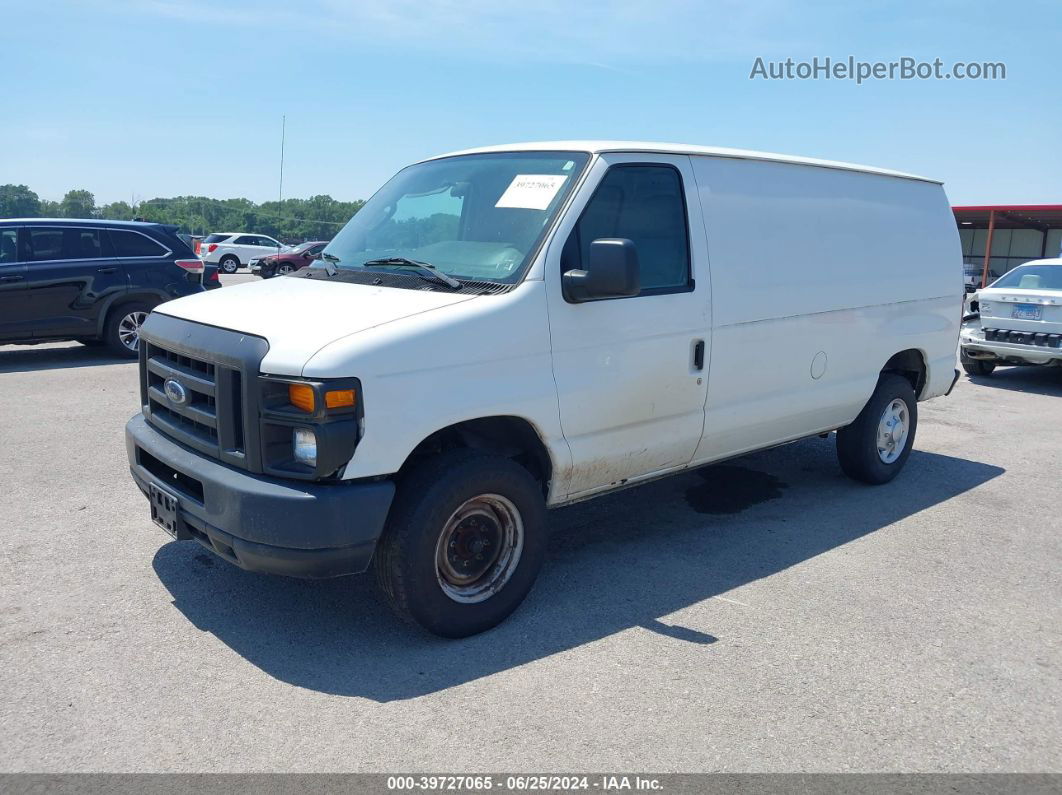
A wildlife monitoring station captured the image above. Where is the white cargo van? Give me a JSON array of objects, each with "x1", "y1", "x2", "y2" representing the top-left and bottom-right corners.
[{"x1": 126, "y1": 142, "x2": 962, "y2": 637}]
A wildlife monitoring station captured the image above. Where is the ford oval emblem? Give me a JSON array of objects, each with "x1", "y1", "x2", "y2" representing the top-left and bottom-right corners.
[{"x1": 164, "y1": 379, "x2": 188, "y2": 405}]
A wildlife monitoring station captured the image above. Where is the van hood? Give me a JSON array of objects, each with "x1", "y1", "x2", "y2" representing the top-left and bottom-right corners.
[{"x1": 155, "y1": 275, "x2": 478, "y2": 375}]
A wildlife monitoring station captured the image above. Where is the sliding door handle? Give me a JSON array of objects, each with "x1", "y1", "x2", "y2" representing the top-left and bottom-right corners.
[
  {"x1": 693, "y1": 339, "x2": 705, "y2": 371},
  {"x1": 0, "y1": 274, "x2": 23, "y2": 283},
  {"x1": 96, "y1": 266, "x2": 118, "y2": 274}
]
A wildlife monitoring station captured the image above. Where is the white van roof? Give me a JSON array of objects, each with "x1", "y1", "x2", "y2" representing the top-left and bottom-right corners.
[{"x1": 426, "y1": 141, "x2": 940, "y2": 184}]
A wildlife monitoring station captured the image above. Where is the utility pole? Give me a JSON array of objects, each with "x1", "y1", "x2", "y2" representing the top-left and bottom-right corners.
[{"x1": 278, "y1": 115, "x2": 286, "y2": 206}]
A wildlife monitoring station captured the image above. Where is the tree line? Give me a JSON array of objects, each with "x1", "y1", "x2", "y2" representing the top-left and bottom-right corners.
[{"x1": 0, "y1": 184, "x2": 365, "y2": 244}]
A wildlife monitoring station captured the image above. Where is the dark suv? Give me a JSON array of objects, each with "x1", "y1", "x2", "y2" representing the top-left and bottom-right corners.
[{"x1": 0, "y1": 219, "x2": 207, "y2": 358}]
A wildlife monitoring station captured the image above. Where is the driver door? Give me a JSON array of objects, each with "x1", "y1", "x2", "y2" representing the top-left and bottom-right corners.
[{"x1": 545, "y1": 153, "x2": 711, "y2": 499}]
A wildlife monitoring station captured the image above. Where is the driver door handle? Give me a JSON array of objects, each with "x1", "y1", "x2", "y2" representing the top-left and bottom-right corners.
[
  {"x1": 96, "y1": 266, "x2": 118, "y2": 274},
  {"x1": 0, "y1": 274, "x2": 23, "y2": 282},
  {"x1": 693, "y1": 339, "x2": 705, "y2": 371}
]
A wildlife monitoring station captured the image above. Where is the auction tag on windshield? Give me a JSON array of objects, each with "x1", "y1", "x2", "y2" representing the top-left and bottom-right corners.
[{"x1": 495, "y1": 174, "x2": 568, "y2": 210}]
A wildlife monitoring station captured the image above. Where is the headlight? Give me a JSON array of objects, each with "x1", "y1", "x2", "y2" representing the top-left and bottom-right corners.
[
  {"x1": 258, "y1": 376, "x2": 361, "y2": 479},
  {"x1": 293, "y1": 428, "x2": 318, "y2": 467}
]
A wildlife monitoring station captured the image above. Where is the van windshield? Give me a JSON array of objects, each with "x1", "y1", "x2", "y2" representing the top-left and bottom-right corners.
[
  {"x1": 990, "y1": 264, "x2": 1062, "y2": 291},
  {"x1": 320, "y1": 151, "x2": 589, "y2": 284}
]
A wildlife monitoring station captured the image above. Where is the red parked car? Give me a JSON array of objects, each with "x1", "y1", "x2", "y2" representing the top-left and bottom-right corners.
[{"x1": 251, "y1": 240, "x2": 329, "y2": 278}]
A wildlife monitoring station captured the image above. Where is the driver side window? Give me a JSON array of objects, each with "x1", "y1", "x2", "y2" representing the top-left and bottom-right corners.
[{"x1": 564, "y1": 164, "x2": 691, "y2": 295}]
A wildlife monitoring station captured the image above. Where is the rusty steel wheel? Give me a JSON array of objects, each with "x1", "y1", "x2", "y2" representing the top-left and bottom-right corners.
[{"x1": 434, "y1": 493, "x2": 524, "y2": 604}]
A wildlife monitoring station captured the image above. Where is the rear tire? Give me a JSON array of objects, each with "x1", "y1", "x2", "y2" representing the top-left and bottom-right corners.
[
  {"x1": 961, "y1": 351, "x2": 996, "y2": 377},
  {"x1": 374, "y1": 450, "x2": 546, "y2": 638},
  {"x1": 836, "y1": 374, "x2": 918, "y2": 485},
  {"x1": 104, "y1": 302, "x2": 153, "y2": 358},
  {"x1": 219, "y1": 256, "x2": 239, "y2": 274}
]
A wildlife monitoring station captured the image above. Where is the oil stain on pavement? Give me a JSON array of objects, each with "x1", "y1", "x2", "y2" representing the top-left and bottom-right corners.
[{"x1": 684, "y1": 465, "x2": 788, "y2": 514}]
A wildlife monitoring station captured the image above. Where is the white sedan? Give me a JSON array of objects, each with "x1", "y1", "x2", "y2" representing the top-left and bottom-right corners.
[{"x1": 960, "y1": 259, "x2": 1062, "y2": 375}]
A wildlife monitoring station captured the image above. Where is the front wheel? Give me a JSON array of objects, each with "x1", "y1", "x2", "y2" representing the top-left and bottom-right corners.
[
  {"x1": 374, "y1": 451, "x2": 546, "y2": 638},
  {"x1": 836, "y1": 374, "x2": 918, "y2": 485},
  {"x1": 277, "y1": 263, "x2": 295, "y2": 276}
]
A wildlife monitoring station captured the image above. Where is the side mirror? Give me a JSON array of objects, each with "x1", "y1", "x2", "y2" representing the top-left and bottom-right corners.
[{"x1": 563, "y1": 238, "x2": 640, "y2": 302}]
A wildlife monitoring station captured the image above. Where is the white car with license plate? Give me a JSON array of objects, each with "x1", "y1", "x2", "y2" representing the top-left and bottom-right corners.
[
  {"x1": 199, "y1": 232, "x2": 288, "y2": 273},
  {"x1": 961, "y1": 258, "x2": 1062, "y2": 375}
]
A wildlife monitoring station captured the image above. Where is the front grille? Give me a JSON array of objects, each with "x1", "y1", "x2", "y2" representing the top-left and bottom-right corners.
[
  {"x1": 138, "y1": 314, "x2": 268, "y2": 473},
  {"x1": 983, "y1": 328, "x2": 1062, "y2": 348},
  {"x1": 145, "y1": 344, "x2": 220, "y2": 446},
  {"x1": 144, "y1": 341, "x2": 247, "y2": 462}
]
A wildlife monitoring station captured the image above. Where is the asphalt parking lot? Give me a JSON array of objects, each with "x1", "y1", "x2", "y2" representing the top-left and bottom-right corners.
[{"x1": 1, "y1": 273, "x2": 1059, "y2": 773}]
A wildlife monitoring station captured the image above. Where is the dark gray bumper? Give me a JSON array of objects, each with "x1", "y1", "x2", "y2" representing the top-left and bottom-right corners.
[{"x1": 126, "y1": 413, "x2": 395, "y2": 578}]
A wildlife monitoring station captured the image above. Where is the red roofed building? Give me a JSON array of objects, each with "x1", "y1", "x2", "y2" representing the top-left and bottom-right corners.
[{"x1": 953, "y1": 205, "x2": 1062, "y2": 287}]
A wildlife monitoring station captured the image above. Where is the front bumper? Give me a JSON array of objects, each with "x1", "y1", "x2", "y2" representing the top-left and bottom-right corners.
[{"x1": 126, "y1": 414, "x2": 395, "y2": 578}]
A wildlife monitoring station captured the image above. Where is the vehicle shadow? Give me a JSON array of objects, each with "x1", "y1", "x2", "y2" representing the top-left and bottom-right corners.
[
  {"x1": 152, "y1": 437, "x2": 1004, "y2": 702},
  {"x1": 0, "y1": 343, "x2": 132, "y2": 374},
  {"x1": 962, "y1": 366, "x2": 1062, "y2": 397}
]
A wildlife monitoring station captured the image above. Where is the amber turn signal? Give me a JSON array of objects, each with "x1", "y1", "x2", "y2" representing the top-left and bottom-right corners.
[
  {"x1": 288, "y1": 383, "x2": 316, "y2": 412},
  {"x1": 324, "y1": 389, "x2": 356, "y2": 409}
]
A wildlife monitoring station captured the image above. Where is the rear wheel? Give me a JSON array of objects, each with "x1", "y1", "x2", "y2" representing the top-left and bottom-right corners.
[
  {"x1": 836, "y1": 374, "x2": 918, "y2": 485},
  {"x1": 961, "y1": 351, "x2": 996, "y2": 377},
  {"x1": 104, "y1": 302, "x2": 152, "y2": 358},
  {"x1": 219, "y1": 256, "x2": 239, "y2": 274},
  {"x1": 374, "y1": 450, "x2": 546, "y2": 638}
]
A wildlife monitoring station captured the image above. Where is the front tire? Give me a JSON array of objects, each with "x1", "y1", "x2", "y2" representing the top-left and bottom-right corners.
[
  {"x1": 277, "y1": 263, "x2": 295, "y2": 276},
  {"x1": 219, "y1": 256, "x2": 239, "y2": 274},
  {"x1": 104, "y1": 302, "x2": 153, "y2": 358},
  {"x1": 374, "y1": 450, "x2": 546, "y2": 638},
  {"x1": 836, "y1": 373, "x2": 918, "y2": 485}
]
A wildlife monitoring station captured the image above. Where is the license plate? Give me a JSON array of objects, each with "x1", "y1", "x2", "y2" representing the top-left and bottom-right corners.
[
  {"x1": 149, "y1": 482, "x2": 182, "y2": 539},
  {"x1": 1012, "y1": 304, "x2": 1042, "y2": 321}
]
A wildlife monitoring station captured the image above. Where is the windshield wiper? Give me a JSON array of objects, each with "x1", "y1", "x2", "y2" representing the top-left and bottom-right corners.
[
  {"x1": 361, "y1": 257, "x2": 462, "y2": 289},
  {"x1": 318, "y1": 251, "x2": 340, "y2": 276}
]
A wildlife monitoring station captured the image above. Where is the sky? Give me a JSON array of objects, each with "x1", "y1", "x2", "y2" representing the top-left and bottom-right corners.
[{"x1": 3, "y1": 0, "x2": 1060, "y2": 207}]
